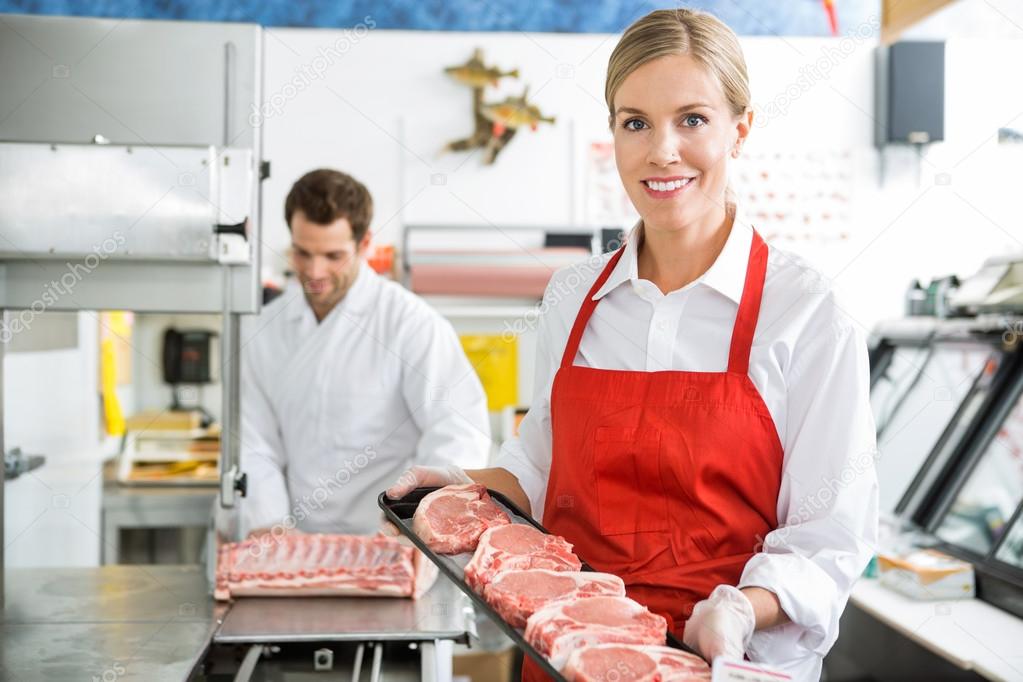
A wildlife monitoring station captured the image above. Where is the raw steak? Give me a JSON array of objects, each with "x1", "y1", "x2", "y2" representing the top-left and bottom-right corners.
[
  {"x1": 464, "y1": 523, "x2": 582, "y2": 592},
  {"x1": 525, "y1": 595, "x2": 668, "y2": 671},
  {"x1": 564, "y1": 644, "x2": 711, "y2": 681},
  {"x1": 214, "y1": 533, "x2": 437, "y2": 601},
  {"x1": 483, "y1": 569, "x2": 626, "y2": 628},
  {"x1": 412, "y1": 483, "x2": 511, "y2": 554}
]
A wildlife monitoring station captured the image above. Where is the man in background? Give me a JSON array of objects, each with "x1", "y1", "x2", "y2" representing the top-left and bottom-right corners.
[{"x1": 237, "y1": 168, "x2": 490, "y2": 538}]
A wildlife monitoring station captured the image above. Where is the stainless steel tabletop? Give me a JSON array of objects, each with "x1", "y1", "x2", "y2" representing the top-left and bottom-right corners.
[
  {"x1": 1, "y1": 565, "x2": 217, "y2": 681},
  {"x1": 214, "y1": 574, "x2": 474, "y2": 644},
  {"x1": 2, "y1": 564, "x2": 474, "y2": 681}
]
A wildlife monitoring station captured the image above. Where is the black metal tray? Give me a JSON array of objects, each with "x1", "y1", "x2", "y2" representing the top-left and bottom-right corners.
[{"x1": 378, "y1": 486, "x2": 695, "y2": 681}]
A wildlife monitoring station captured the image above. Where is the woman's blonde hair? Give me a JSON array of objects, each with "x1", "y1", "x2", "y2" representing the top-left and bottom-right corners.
[{"x1": 605, "y1": 8, "x2": 750, "y2": 126}]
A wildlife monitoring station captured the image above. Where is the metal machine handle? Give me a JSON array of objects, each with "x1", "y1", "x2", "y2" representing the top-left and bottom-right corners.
[
  {"x1": 214, "y1": 220, "x2": 249, "y2": 240},
  {"x1": 220, "y1": 463, "x2": 246, "y2": 508},
  {"x1": 5, "y1": 447, "x2": 46, "y2": 481}
]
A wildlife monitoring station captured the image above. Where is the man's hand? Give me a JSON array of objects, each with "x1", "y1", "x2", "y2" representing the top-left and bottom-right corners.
[
  {"x1": 385, "y1": 464, "x2": 471, "y2": 500},
  {"x1": 683, "y1": 585, "x2": 756, "y2": 662}
]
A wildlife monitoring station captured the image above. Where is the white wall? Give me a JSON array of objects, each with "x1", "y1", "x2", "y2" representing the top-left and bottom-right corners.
[
  {"x1": 257, "y1": 29, "x2": 613, "y2": 276},
  {"x1": 257, "y1": 26, "x2": 1023, "y2": 343},
  {"x1": 844, "y1": 37, "x2": 1023, "y2": 333},
  {"x1": 122, "y1": 26, "x2": 1023, "y2": 421},
  {"x1": 257, "y1": 28, "x2": 882, "y2": 410},
  {"x1": 259, "y1": 28, "x2": 880, "y2": 246},
  {"x1": 902, "y1": 0, "x2": 1023, "y2": 40},
  {"x1": 4, "y1": 311, "x2": 106, "y2": 567}
]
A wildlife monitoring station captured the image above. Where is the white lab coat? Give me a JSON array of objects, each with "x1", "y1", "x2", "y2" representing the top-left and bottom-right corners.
[
  {"x1": 496, "y1": 208, "x2": 879, "y2": 681},
  {"x1": 234, "y1": 264, "x2": 491, "y2": 537}
]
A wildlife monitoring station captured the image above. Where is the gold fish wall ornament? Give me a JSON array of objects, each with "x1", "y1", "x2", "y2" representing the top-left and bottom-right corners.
[
  {"x1": 444, "y1": 61, "x2": 519, "y2": 88},
  {"x1": 442, "y1": 49, "x2": 555, "y2": 165},
  {"x1": 480, "y1": 88, "x2": 557, "y2": 137}
]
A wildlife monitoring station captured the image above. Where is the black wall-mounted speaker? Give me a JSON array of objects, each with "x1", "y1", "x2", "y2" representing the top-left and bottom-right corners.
[{"x1": 875, "y1": 41, "x2": 945, "y2": 146}]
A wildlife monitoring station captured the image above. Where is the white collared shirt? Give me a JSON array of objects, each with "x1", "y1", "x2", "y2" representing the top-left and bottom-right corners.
[
  {"x1": 236, "y1": 264, "x2": 490, "y2": 538},
  {"x1": 495, "y1": 208, "x2": 878, "y2": 680}
]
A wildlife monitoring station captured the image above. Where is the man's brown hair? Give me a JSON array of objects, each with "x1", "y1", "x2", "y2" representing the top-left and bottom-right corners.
[{"x1": 284, "y1": 169, "x2": 373, "y2": 241}]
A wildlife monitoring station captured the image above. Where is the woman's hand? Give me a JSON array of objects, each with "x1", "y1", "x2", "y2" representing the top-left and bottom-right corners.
[
  {"x1": 385, "y1": 465, "x2": 533, "y2": 518},
  {"x1": 683, "y1": 585, "x2": 757, "y2": 662},
  {"x1": 382, "y1": 465, "x2": 473, "y2": 537},
  {"x1": 385, "y1": 464, "x2": 472, "y2": 499}
]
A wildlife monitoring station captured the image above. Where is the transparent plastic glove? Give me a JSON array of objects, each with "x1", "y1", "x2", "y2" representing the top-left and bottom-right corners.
[
  {"x1": 683, "y1": 585, "x2": 756, "y2": 662},
  {"x1": 384, "y1": 464, "x2": 472, "y2": 500},
  {"x1": 378, "y1": 517, "x2": 402, "y2": 537}
]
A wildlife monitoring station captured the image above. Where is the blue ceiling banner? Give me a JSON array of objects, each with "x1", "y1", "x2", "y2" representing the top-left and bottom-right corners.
[{"x1": 0, "y1": 1, "x2": 879, "y2": 36}]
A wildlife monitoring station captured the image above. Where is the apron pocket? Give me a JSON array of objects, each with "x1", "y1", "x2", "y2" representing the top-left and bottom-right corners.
[{"x1": 594, "y1": 427, "x2": 670, "y2": 535}]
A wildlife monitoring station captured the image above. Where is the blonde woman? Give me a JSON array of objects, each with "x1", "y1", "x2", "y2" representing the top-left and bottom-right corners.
[{"x1": 389, "y1": 8, "x2": 877, "y2": 679}]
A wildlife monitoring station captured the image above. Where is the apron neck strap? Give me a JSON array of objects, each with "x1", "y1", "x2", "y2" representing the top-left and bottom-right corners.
[
  {"x1": 727, "y1": 230, "x2": 769, "y2": 376},
  {"x1": 558, "y1": 230, "x2": 769, "y2": 375},
  {"x1": 560, "y1": 248, "x2": 626, "y2": 369}
]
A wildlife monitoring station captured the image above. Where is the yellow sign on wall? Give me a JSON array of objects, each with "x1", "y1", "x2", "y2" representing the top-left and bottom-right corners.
[{"x1": 460, "y1": 334, "x2": 518, "y2": 411}]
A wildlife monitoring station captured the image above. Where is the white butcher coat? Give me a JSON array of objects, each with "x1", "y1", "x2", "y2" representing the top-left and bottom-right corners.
[{"x1": 236, "y1": 264, "x2": 491, "y2": 537}]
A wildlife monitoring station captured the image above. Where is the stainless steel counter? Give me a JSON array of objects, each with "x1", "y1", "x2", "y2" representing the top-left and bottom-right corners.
[
  {"x1": 2, "y1": 564, "x2": 474, "y2": 681},
  {"x1": 215, "y1": 576, "x2": 473, "y2": 644},
  {"x1": 1, "y1": 565, "x2": 217, "y2": 681},
  {"x1": 210, "y1": 578, "x2": 473, "y2": 681}
]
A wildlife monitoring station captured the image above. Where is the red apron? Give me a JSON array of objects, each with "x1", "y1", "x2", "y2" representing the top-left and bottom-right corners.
[{"x1": 521, "y1": 231, "x2": 783, "y2": 681}]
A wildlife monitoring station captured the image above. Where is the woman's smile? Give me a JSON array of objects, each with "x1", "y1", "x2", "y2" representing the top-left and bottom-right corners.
[{"x1": 641, "y1": 174, "x2": 699, "y2": 199}]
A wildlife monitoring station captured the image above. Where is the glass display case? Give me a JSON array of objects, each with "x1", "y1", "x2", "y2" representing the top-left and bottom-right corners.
[
  {"x1": 914, "y1": 321, "x2": 1023, "y2": 619},
  {"x1": 871, "y1": 339, "x2": 1003, "y2": 515},
  {"x1": 935, "y1": 385, "x2": 1023, "y2": 556},
  {"x1": 994, "y1": 511, "x2": 1023, "y2": 569},
  {"x1": 869, "y1": 311, "x2": 1023, "y2": 619}
]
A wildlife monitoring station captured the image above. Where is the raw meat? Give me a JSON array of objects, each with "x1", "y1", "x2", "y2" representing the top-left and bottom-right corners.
[
  {"x1": 465, "y1": 523, "x2": 582, "y2": 592},
  {"x1": 483, "y1": 569, "x2": 626, "y2": 628},
  {"x1": 564, "y1": 644, "x2": 711, "y2": 681},
  {"x1": 525, "y1": 595, "x2": 668, "y2": 671},
  {"x1": 412, "y1": 483, "x2": 511, "y2": 554},
  {"x1": 214, "y1": 533, "x2": 436, "y2": 601}
]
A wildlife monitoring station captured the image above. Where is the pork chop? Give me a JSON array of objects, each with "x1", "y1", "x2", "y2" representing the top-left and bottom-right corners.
[
  {"x1": 464, "y1": 523, "x2": 581, "y2": 592},
  {"x1": 524, "y1": 595, "x2": 668, "y2": 670},
  {"x1": 412, "y1": 483, "x2": 511, "y2": 554}
]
